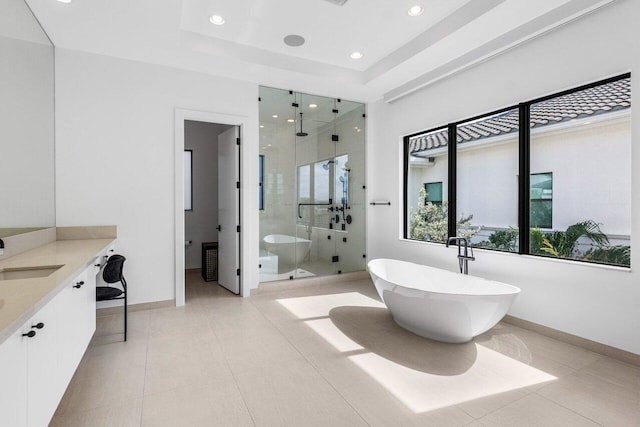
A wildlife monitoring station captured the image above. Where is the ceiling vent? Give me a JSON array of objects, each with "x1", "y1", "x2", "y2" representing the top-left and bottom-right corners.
[{"x1": 323, "y1": 0, "x2": 348, "y2": 6}]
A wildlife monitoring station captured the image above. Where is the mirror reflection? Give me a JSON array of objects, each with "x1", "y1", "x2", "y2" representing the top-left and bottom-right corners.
[{"x1": 0, "y1": 0, "x2": 55, "y2": 237}]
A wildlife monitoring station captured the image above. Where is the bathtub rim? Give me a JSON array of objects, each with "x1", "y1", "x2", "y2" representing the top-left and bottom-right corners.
[
  {"x1": 367, "y1": 258, "x2": 521, "y2": 297},
  {"x1": 263, "y1": 234, "x2": 313, "y2": 245}
]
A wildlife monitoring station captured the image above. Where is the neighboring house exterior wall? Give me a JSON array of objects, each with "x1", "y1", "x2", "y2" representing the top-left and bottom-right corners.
[{"x1": 408, "y1": 113, "x2": 631, "y2": 244}]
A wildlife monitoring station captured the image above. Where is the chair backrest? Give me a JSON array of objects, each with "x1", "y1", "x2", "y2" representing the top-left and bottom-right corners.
[{"x1": 103, "y1": 254, "x2": 126, "y2": 285}]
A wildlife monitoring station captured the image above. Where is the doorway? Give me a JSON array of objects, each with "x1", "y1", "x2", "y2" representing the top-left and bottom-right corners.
[
  {"x1": 175, "y1": 109, "x2": 254, "y2": 306},
  {"x1": 183, "y1": 121, "x2": 240, "y2": 301}
]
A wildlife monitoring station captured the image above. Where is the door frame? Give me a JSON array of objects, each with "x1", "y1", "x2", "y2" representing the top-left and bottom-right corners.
[{"x1": 174, "y1": 108, "x2": 256, "y2": 305}]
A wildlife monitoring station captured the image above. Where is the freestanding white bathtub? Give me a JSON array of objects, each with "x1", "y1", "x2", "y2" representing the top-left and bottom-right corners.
[
  {"x1": 368, "y1": 259, "x2": 520, "y2": 343},
  {"x1": 263, "y1": 234, "x2": 312, "y2": 267}
]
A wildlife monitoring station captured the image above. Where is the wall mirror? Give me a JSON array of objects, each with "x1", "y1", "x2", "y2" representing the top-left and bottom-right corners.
[{"x1": 0, "y1": 0, "x2": 55, "y2": 238}]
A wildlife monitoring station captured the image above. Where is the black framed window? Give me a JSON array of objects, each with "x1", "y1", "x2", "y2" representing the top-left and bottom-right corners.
[
  {"x1": 404, "y1": 127, "x2": 449, "y2": 243},
  {"x1": 403, "y1": 73, "x2": 631, "y2": 267},
  {"x1": 258, "y1": 155, "x2": 264, "y2": 210}
]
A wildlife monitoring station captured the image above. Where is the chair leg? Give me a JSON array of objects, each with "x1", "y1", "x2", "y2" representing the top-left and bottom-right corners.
[{"x1": 124, "y1": 289, "x2": 128, "y2": 342}]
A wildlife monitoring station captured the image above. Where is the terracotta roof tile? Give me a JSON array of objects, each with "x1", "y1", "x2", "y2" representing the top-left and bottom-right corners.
[{"x1": 409, "y1": 77, "x2": 630, "y2": 156}]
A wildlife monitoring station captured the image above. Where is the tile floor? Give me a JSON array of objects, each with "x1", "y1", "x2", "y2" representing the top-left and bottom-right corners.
[{"x1": 51, "y1": 270, "x2": 640, "y2": 426}]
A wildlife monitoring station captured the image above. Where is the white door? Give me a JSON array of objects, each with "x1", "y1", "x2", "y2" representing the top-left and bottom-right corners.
[{"x1": 217, "y1": 126, "x2": 240, "y2": 294}]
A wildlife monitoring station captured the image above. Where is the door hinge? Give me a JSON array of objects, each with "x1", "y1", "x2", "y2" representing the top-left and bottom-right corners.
[
  {"x1": 332, "y1": 109, "x2": 339, "y2": 114},
  {"x1": 236, "y1": 181, "x2": 240, "y2": 189},
  {"x1": 332, "y1": 134, "x2": 339, "y2": 142},
  {"x1": 332, "y1": 255, "x2": 339, "y2": 263},
  {"x1": 236, "y1": 269, "x2": 241, "y2": 276},
  {"x1": 236, "y1": 225, "x2": 241, "y2": 233},
  {"x1": 292, "y1": 102, "x2": 299, "y2": 108},
  {"x1": 236, "y1": 137, "x2": 240, "y2": 145}
]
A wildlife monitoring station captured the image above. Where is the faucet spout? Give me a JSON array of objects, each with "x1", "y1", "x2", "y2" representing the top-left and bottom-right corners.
[{"x1": 447, "y1": 236, "x2": 474, "y2": 274}]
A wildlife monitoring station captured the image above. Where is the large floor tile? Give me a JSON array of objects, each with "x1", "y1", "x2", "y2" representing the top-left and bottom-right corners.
[
  {"x1": 478, "y1": 394, "x2": 600, "y2": 426},
  {"x1": 212, "y1": 319, "x2": 305, "y2": 374},
  {"x1": 141, "y1": 380, "x2": 254, "y2": 427},
  {"x1": 579, "y1": 356, "x2": 640, "y2": 392},
  {"x1": 486, "y1": 323, "x2": 602, "y2": 371},
  {"x1": 144, "y1": 330, "x2": 233, "y2": 396},
  {"x1": 536, "y1": 370, "x2": 640, "y2": 426},
  {"x1": 51, "y1": 398, "x2": 143, "y2": 427},
  {"x1": 234, "y1": 357, "x2": 368, "y2": 427}
]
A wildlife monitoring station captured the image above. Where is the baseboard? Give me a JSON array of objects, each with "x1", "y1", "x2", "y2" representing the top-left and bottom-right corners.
[
  {"x1": 503, "y1": 315, "x2": 640, "y2": 367},
  {"x1": 96, "y1": 299, "x2": 175, "y2": 316}
]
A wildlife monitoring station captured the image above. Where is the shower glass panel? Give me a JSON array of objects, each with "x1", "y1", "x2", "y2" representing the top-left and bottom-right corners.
[{"x1": 259, "y1": 87, "x2": 366, "y2": 282}]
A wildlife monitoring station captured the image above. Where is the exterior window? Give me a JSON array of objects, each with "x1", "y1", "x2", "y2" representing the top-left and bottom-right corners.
[
  {"x1": 258, "y1": 155, "x2": 264, "y2": 210},
  {"x1": 184, "y1": 150, "x2": 192, "y2": 211},
  {"x1": 403, "y1": 73, "x2": 630, "y2": 267},
  {"x1": 314, "y1": 161, "x2": 330, "y2": 202},
  {"x1": 529, "y1": 76, "x2": 630, "y2": 266},
  {"x1": 530, "y1": 173, "x2": 552, "y2": 229},
  {"x1": 405, "y1": 127, "x2": 448, "y2": 243},
  {"x1": 298, "y1": 164, "x2": 310, "y2": 200},
  {"x1": 335, "y1": 155, "x2": 349, "y2": 206},
  {"x1": 456, "y1": 109, "x2": 519, "y2": 253},
  {"x1": 424, "y1": 182, "x2": 442, "y2": 206}
]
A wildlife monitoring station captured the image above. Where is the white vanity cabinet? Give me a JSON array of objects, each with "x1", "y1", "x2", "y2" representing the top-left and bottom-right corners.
[
  {"x1": 0, "y1": 326, "x2": 28, "y2": 426},
  {"x1": 0, "y1": 262, "x2": 99, "y2": 427}
]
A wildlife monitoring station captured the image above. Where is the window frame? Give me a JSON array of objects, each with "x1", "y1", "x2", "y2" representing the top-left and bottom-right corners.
[{"x1": 402, "y1": 72, "x2": 631, "y2": 267}]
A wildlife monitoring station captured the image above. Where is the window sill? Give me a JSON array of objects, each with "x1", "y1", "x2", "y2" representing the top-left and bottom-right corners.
[{"x1": 398, "y1": 237, "x2": 632, "y2": 273}]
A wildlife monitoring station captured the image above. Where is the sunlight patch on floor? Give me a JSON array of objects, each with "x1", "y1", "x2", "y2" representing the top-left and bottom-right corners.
[
  {"x1": 277, "y1": 292, "x2": 385, "y2": 319},
  {"x1": 277, "y1": 292, "x2": 557, "y2": 413},
  {"x1": 305, "y1": 318, "x2": 365, "y2": 352},
  {"x1": 350, "y1": 345, "x2": 556, "y2": 413}
]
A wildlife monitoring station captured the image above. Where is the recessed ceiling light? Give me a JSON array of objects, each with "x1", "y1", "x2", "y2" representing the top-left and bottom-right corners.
[
  {"x1": 287, "y1": 119, "x2": 295, "y2": 123},
  {"x1": 309, "y1": 104, "x2": 318, "y2": 108},
  {"x1": 350, "y1": 51, "x2": 363, "y2": 60},
  {"x1": 408, "y1": 5, "x2": 424, "y2": 16},
  {"x1": 267, "y1": 144, "x2": 272, "y2": 147},
  {"x1": 259, "y1": 125, "x2": 265, "y2": 128},
  {"x1": 56, "y1": 0, "x2": 72, "y2": 3},
  {"x1": 272, "y1": 114, "x2": 278, "y2": 118},
  {"x1": 209, "y1": 15, "x2": 225, "y2": 25},
  {"x1": 284, "y1": 34, "x2": 305, "y2": 47}
]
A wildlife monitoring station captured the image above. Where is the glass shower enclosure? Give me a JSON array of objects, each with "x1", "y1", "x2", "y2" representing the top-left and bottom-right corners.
[{"x1": 258, "y1": 87, "x2": 366, "y2": 282}]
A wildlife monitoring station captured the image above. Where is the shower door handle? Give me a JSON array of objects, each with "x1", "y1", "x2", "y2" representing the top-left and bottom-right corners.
[{"x1": 216, "y1": 225, "x2": 222, "y2": 231}]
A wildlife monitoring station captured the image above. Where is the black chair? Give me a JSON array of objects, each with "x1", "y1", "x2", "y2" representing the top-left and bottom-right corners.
[{"x1": 96, "y1": 254, "x2": 128, "y2": 341}]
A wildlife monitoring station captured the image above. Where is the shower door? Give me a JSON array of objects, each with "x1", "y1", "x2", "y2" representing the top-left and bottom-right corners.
[
  {"x1": 293, "y1": 94, "x2": 366, "y2": 279},
  {"x1": 259, "y1": 86, "x2": 365, "y2": 282}
]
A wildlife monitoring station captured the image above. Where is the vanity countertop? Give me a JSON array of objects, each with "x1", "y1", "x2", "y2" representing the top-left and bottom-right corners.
[{"x1": 0, "y1": 238, "x2": 115, "y2": 345}]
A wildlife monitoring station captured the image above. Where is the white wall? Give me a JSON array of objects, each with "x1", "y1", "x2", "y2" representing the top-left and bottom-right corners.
[
  {"x1": 55, "y1": 49, "x2": 258, "y2": 304},
  {"x1": 368, "y1": 0, "x2": 640, "y2": 354},
  {"x1": 184, "y1": 120, "x2": 232, "y2": 269}
]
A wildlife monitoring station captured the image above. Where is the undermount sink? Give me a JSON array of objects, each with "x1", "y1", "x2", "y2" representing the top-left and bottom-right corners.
[{"x1": 0, "y1": 265, "x2": 64, "y2": 281}]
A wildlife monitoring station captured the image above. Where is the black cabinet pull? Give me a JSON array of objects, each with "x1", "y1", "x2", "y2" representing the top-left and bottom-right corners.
[
  {"x1": 73, "y1": 281, "x2": 85, "y2": 288},
  {"x1": 31, "y1": 322, "x2": 44, "y2": 329},
  {"x1": 22, "y1": 331, "x2": 36, "y2": 338},
  {"x1": 95, "y1": 264, "x2": 101, "y2": 267}
]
